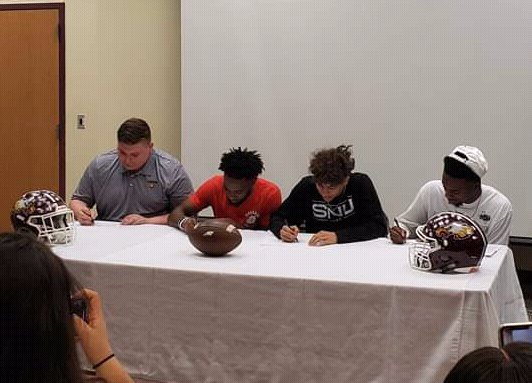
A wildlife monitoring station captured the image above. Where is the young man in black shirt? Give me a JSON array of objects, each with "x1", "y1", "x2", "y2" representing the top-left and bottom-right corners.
[{"x1": 269, "y1": 145, "x2": 388, "y2": 245}]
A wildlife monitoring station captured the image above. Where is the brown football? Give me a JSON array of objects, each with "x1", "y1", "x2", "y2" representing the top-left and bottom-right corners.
[{"x1": 187, "y1": 218, "x2": 242, "y2": 256}]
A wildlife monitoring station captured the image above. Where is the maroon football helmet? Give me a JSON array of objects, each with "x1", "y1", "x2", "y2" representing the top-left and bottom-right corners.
[
  {"x1": 11, "y1": 190, "x2": 75, "y2": 245},
  {"x1": 409, "y1": 211, "x2": 487, "y2": 272}
]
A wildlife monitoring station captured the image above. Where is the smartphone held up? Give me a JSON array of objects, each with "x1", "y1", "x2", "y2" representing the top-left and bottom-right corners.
[
  {"x1": 499, "y1": 322, "x2": 532, "y2": 346},
  {"x1": 70, "y1": 296, "x2": 88, "y2": 323}
]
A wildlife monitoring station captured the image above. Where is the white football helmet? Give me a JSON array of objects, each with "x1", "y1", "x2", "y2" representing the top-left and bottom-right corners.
[{"x1": 11, "y1": 190, "x2": 75, "y2": 245}]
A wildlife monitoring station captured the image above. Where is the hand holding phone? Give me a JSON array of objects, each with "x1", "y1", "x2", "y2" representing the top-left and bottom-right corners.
[
  {"x1": 71, "y1": 289, "x2": 114, "y2": 371},
  {"x1": 71, "y1": 296, "x2": 88, "y2": 323}
]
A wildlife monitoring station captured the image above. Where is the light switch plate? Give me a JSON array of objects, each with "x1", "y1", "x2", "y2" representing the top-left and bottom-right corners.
[{"x1": 77, "y1": 114, "x2": 86, "y2": 129}]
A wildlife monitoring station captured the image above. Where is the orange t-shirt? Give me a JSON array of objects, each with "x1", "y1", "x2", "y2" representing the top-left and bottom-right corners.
[{"x1": 189, "y1": 175, "x2": 281, "y2": 229}]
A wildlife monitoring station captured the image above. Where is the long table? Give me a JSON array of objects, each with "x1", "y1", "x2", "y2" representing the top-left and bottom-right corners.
[{"x1": 55, "y1": 221, "x2": 528, "y2": 383}]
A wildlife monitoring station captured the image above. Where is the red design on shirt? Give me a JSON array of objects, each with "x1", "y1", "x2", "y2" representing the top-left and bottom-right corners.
[{"x1": 189, "y1": 175, "x2": 281, "y2": 229}]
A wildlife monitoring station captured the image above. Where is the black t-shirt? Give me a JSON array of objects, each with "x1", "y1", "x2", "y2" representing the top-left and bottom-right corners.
[{"x1": 269, "y1": 173, "x2": 388, "y2": 243}]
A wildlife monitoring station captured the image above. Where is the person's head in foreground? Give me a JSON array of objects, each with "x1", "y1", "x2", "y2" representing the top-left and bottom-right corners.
[
  {"x1": 219, "y1": 147, "x2": 264, "y2": 205},
  {"x1": 309, "y1": 145, "x2": 355, "y2": 203},
  {"x1": 444, "y1": 342, "x2": 532, "y2": 383},
  {"x1": 0, "y1": 232, "x2": 132, "y2": 383},
  {"x1": 0, "y1": 232, "x2": 85, "y2": 382},
  {"x1": 442, "y1": 145, "x2": 487, "y2": 207}
]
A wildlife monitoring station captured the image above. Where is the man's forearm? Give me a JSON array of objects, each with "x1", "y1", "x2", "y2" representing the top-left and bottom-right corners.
[{"x1": 146, "y1": 214, "x2": 170, "y2": 225}]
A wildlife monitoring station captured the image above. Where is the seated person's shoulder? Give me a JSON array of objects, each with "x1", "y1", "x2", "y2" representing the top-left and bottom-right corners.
[
  {"x1": 287, "y1": 175, "x2": 315, "y2": 194},
  {"x1": 192, "y1": 175, "x2": 224, "y2": 199},
  {"x1": 199, "y1": 174, "x2": 224, "y2": 188},
  {"x1": 350, "y1": 172, "x2": 369, "y2": 180},
  {"x1": 299, "y1": 174, "x2": 315, "y2": 186},
  {"x1": 152, "y1": 149, "x2": 190, "y2": 180},
  {"x1": 483, "y1": 184, "x2": 512, "y2": 210},
  {"x1": 152, "y1": 148, "x2": 182, "y2": 167},
  {"x1": 348, "y1": 172, "x2": 378, "y2": 186},
  {"x1": 418, "y1": 179, "x2": 442, "y2": 192},
  {"x1": 256, "y1": 178, "x2": 281, "y2": 193},
  {"x1": 91, "y1": 149, "x2": 120, "y2": 171}
]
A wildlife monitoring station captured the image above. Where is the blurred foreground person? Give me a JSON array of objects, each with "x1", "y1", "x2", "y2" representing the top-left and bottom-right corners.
[
  {"x1": 0, "y1": 232, "x2": 133, "y2": 383},
  {"x1": 444, "y1": 342, "x2": 532, "y2": 383}
]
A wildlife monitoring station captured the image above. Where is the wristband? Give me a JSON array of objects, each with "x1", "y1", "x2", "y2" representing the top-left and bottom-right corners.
[
  {"x1": 92, "y1": 353, "x2": 115, "y2": 369},
  {"x1": 178, "y1": 217, "x2": 188, "y2": 231}
]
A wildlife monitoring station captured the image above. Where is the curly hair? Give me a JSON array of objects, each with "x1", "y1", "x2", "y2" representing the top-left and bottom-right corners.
[
  {"x1": 309, "y1": 145, "x2": 355, "y2": 185},
  {"x1": 219, "y1": 147, "x2": 264, "y2": 179}
]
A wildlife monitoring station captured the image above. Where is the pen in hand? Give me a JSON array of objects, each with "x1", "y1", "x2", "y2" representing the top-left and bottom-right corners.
[
  {"x1": 284, "y1": 219, "x2": 298, "y2": 242},
  {"x1": 393, "y1": 218, "x2": 407, "y2": 241}
]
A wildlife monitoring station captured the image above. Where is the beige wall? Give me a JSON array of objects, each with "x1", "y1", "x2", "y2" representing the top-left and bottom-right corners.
[{"x1": 1, "y1": 0, "x2": 181, "y2": 200}]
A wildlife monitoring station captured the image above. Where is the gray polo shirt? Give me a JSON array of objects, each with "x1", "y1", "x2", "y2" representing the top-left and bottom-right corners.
[{"x1": 71, "y1": 148, "x2": 194, "y2": 221}]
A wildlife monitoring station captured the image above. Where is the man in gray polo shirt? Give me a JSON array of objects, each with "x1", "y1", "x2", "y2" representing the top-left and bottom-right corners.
[{"x1": 70, "y1": 118, "x2": 194, "y2": 225}]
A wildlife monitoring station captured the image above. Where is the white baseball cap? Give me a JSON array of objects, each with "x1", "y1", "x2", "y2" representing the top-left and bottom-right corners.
[{"x1": 446, "y1": 146, "x2": 488, "y2": 178}]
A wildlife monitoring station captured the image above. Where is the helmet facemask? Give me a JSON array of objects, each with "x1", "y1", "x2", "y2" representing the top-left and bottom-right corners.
[
  {"x1": 27, "y1": 208, "x2": 76, "y2": 245},
  {"x1": 409, "y1": 225, "x2": 439, "y2": 271}
]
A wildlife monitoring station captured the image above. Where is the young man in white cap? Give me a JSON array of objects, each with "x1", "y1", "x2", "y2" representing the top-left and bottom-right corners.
[{"x1": 390, "y1": 145, "x2": 512, "y2": 245}]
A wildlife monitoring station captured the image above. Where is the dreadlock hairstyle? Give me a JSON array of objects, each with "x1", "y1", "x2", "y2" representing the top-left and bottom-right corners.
[
  {"x1": 444, "y1": 156, "x2": 480, "y2": 183},
  {"x1": 309, "y1": 145, "x2": 355, "y2": 185},
  {"x1": 218, "y1": 147, "x2": 265, "y2": 180}
]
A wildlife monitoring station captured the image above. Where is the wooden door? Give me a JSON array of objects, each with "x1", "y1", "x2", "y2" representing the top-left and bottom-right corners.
[{"x1": 0, "y1": 4, "x2": 65, "y2": 232}]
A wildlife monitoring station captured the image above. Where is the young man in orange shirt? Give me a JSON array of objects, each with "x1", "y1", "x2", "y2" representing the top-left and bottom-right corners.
[{"x1": 168, "y1": 148, "x2": 281, "y2": 232}]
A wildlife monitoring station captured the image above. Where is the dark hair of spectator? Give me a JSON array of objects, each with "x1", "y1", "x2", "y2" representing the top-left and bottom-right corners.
[
  {"x1": 0, "y1": 232, "x2": 85, "y2": 383},
  {"x1": 444, "y1": 342, "x2": 532, "y2": 383},
  {"x1": 444, "y1": 156, "x2": 480, "y2": 183},
  {"x1": 219, "y1": 147, "x2": 264, "y2": 179},
  {"x1": 117, "y1": 118, "x2": 151, "y2": 144},
  {"x1": 309, "y1": 145, "x2": 355, "y2": 185}
]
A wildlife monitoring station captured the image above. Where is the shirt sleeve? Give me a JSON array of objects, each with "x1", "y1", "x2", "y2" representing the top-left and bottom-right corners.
[
  {"x1": 168, "y1": 164, "x2": 194, "y2": 209},
  {"x1": 269, "y1": 178, "x2": 308, "y2": 238},
  {"x1": 396, "y1": 182, "x2": 434, "y2": 238},
  {"x1": 71, "y1": 160, "x2": 96, "y2": 207},
  {"x1": 335, "y1": 175, "x2": 389, "y2": 243},
  {"x1": 257, "y1": 185, "x2": 282, "y2": 229},
  {"x1": 188, "y1": 177, "x2": 218, "y2": 212}
]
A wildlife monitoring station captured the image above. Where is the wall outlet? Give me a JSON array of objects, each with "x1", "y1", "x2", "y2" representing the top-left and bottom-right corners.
[{"x1": 77, "y1": 114, "x2": 86, "y2": 129}]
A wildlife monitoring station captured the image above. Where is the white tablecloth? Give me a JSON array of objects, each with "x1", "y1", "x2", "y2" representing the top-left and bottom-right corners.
[{"x1": 55, "y1": 221, "x2": 528, "y2": 383}]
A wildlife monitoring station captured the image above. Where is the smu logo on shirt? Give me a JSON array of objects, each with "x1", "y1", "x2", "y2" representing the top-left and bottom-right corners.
[{"x1": 312, "y1": 197, "x2": 355, "y2": 222}]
